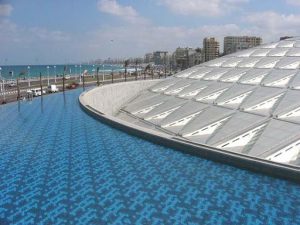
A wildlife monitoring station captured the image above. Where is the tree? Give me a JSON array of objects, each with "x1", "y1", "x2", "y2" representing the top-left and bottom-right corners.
[{"x1": 124, "y1": 59, "x2": 129, "y2": 82}]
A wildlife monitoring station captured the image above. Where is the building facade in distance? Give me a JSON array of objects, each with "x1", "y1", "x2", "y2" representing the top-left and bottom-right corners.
[
  {"x1": 203, "y1": 37, "x2": 219, "y2": 62},
  {"x1": 153, "y1": 51, "x2": 168, "y2": 66},
  {"x1": 173, "y1": 47, "x2": 202, "y2": 70},
  {"x1": 144, "y1": 53, "x2": 154, "y2": 64},
  {"x1": 224, "y1": 36, "x2": 262, "y2": 55}
]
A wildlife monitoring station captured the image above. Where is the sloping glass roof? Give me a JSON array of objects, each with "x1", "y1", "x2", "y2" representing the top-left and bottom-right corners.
[{"x1": 117, "y1": 38, "x2": 300, "y2": 167}]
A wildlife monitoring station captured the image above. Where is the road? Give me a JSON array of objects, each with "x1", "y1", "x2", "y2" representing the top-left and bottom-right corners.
[{"x1": 0, "y1": 73, "x2": 167, "y2": 104}]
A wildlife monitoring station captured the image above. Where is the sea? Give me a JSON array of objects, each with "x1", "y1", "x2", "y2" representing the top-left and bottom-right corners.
[{"x1": 0, "y1": 64, "x2": 123, "y2": 79}]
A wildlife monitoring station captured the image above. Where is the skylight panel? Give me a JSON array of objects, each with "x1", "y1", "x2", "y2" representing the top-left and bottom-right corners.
[
  {"x1": 196, "y1": 88, "x2": 228, "y2": 102},
  {"x1": 162, "y1": 111, "x2": 202, "y2": 128},
  {"x1": 255, "y1": 58, "x2": 280, "y2": 69},
  {"x1": 266, "y1": 140, "x2": 300, "y2": 163},
  {"x1": 241, "y1": 74, "x2": 266, "y2": 85},
  {"x1": 204, "y1": 58, "x2": 229, "y2": 67},
  {"x1": 264, "y1": 74, "x2": 294, "y2": 88},
  {"x1": 237, "y1": 58, "x2": 261, "y2": 68},
  {"x1": 220, "y1": 72, "x2": 247, "y2": 83},
  {"x1": 217, "y1": 124, "x2": 266, "y2": 150},
  {"x1": 164, "y1": 84, "x2": 190, "y2": 95},
  {"x1": 276, "y1": 58, "x2": 300, "y2": 69},
  {"x1": 152, "y1": 84, "x2": 175, "y2": 92},
  {"x1": 260, "y1": 43, "x2": 278, "y2": 49},
  {"x1": 176, "y1": 68, "x2": 199, "y2": 78},
  {"x1": 217, "y1": 91, "x2": 252, "y2": 107},
  {"x1": 178, "y1": 87, "x2": 207, "y2": 98},
  {"x1": 203, "y1": 70, "x2": 229, "y2": 81},
  {"x1": 278, "y1": 106, "x2": 300, "y2": 119},
  {"x1": 232, "y1": 49, "x2": 256, "y2": 57},
  {"x1": 145, "y1": 106, "x2": 181, "y2": 121},
  {"x1": 267, "y1": 48, "x2": 289, "y2": 57},
  {"x1": 221, "y1": 58, "x2": 243, "y2": 68},
  {"x1": 286, "y1": 48, "x2": 300, "y2": 57},
  {"x1": 244, "y1": 93, "x2": 284, "y2": 112},
  {"x1": 277, "y1": 41, "x2": 295, "y2": 48},
  {"x1": 183, "y1": 117, "x2": 231, "y2": 138},
  {"x1": 188, "y1": 68, "x2": 213, "y2": 79},
  {"x1": 132, "y1": 102, "x2": 163, "y2": 115},
  {"x1": 251, "y1": 49, "x2": 271, "y2": 57}
]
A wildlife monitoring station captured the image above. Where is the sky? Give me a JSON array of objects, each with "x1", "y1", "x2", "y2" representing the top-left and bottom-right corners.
[{"x1": 0, "y1": 0, "x2": 300, "y2": 65}]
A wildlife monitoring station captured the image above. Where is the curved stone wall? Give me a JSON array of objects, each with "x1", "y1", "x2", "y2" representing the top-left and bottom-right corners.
[{"x1": 79, "y1": 80, "x2": 160, "y2": 115}]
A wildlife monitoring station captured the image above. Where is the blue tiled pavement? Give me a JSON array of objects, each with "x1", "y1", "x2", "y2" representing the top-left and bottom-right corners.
[{"x1": 0, "y1": 89, "x2": 299, "y2": 225}]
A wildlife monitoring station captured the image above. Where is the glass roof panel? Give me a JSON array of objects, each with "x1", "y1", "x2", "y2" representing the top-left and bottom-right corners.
[
  {"x1": 255, "y1": 57, "x2": 281, "y2": 69},
  {"x1": 286, "y1": 48, "x2": 300, "y2": 56},
  {"x1": 275, "y1": 57, "x2": 300, "y2": 69},
  {"x1": 250, "y1": 49, "x2": 271, "y2": 57},
  {"x1": 221, "y1": 58, "x2": 244, "y2": 68},
  {"x1": 237, "y1": 57, "x2": 262, "y2": 68},
  {"x1": 267, "y1": 48, "x2": 289, "y2": 57},
  {"x1": 277, "y1": 41, "x2": 295, "y2": 48},
  {"x1": 260, "y1": 42, "x2": 278, "y2": 49}
]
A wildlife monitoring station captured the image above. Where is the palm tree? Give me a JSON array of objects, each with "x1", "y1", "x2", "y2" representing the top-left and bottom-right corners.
[
  {"x1": 135, "y1": 59, "x2": 138, "y2": 80},
  {"x1": 144, "y1": 64, "x2": 150, "y2": 80},
  {"x1": 124, "y1": 59, "x2": 129, "y2": 82}
]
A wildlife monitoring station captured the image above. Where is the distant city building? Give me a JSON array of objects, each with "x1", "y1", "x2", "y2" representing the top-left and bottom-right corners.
[
  {"x1": 174, "y1": 47, "x2": 189, "y2": 69},
  {"x1": 173, "y1": 47, "x2": 202, "y2": 70},
  {"x1": 203, "y1": 37, "x2": 219, "y2": 62},
  {"x1": 144, "y1": 53, "x2": 154, "y2": 64},
  {"x1": 153, "y1": 51, "x2": 168, "y2": 65},
  {"x1": 224, "y1": 36, "x2": 262, "y2": 55},
  {"x1": 280, "y1": 36, "x2": 293, "y2": 41},
  {"x1": 191, "y1": 48, "x2": 202, "y2": 66}
]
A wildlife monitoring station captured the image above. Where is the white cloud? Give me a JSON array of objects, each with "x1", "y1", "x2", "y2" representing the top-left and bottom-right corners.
[
  {"x1": 286, "y1": 0, "x2": 300, "y2": 6},
  {"x1": 0, "y1": 4, "x2": 13, "y2": 16},
  {"x1": 97, "y1": 0, "x2": 148, "y2": 24},
  {"x1": 245, "y1": 11, "x2": 300, "y2": 40},
  {"x1": 158, "y1": 0, "x2": 248, "y2": 16}
]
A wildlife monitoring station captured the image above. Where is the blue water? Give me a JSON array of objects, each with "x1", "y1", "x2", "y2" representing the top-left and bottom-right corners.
[
  {"x1": 0, "y1": 89, "x2": 299, "y2": 225},
  {"x1": 0, "y1": 64, "x2": 123, "y2": 79}
]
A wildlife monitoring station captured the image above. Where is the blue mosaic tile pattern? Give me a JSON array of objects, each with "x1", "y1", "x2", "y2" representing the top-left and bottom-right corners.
[{"x1": 0, "y1": 89, "x2": 299, "y2": 225}]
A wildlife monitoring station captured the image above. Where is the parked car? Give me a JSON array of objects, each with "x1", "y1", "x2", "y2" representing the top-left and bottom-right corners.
[
  {"x1": 66, "y1": 82, "x2": 79, "y2": 89},
  {"x1": 64, "y1": 75, "x2": 71, "y2": 80},
  {"x1": 30, "y1": 88, "x2": 46, "y2": 97},
  {"x1": 48, "y1": 84, "x2": 59, "y2": 93}
]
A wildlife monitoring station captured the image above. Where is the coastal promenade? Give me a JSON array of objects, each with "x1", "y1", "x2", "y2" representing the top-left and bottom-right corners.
[{"x1": 0, "y1": 72, "x2": 168, "y2": 104}]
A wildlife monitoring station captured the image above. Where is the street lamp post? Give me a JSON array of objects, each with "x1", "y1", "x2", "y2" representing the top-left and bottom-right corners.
[
  {"x1": 54, "y1": 65, "x2": 56, "y2": 83},
  {"x1": 79, "y1": 65, "x2": 82, "y2": 83},
  {"x1": 93, "y1": 64, "x2": 95, "y2": 77},
  {"x1": 96, "y1": 67, "x2": 100, "y2": 86},
  {"x1": 111, "y1": 65, "x2": 114, "y2": 83},
  {"x1": 27, "y1": 66, "x2": 31, "y2": 87},
  {"x1": 0, "y1": 67, "x2": 6, "y2": 102},
  {"x1": 102, "y1": 64, "x2": 104, "y2": 83},
  {"x1": 47, "y1": 66, "x2": 50, "y2": 86},
  {"x1": 0, "y1": 67, "x2": 2, "y2": 92}
]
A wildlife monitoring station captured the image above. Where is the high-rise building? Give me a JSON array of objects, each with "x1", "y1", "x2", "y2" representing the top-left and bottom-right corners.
[
  {"x1": 224, "y1": 36, "x2": 262, "y2": 55},
  {"x1": 153, "y1": 51, "x2": 168, "y2": 65},
  {"x1": 144, "y1": 53, "x2": 154, "y2": 63},
  {"x1": 203, "y1": 37, "x2": 219, "y2": 62},
  {"x1": 173, "y1": 47, "x2": 202, "y2": 70}
]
